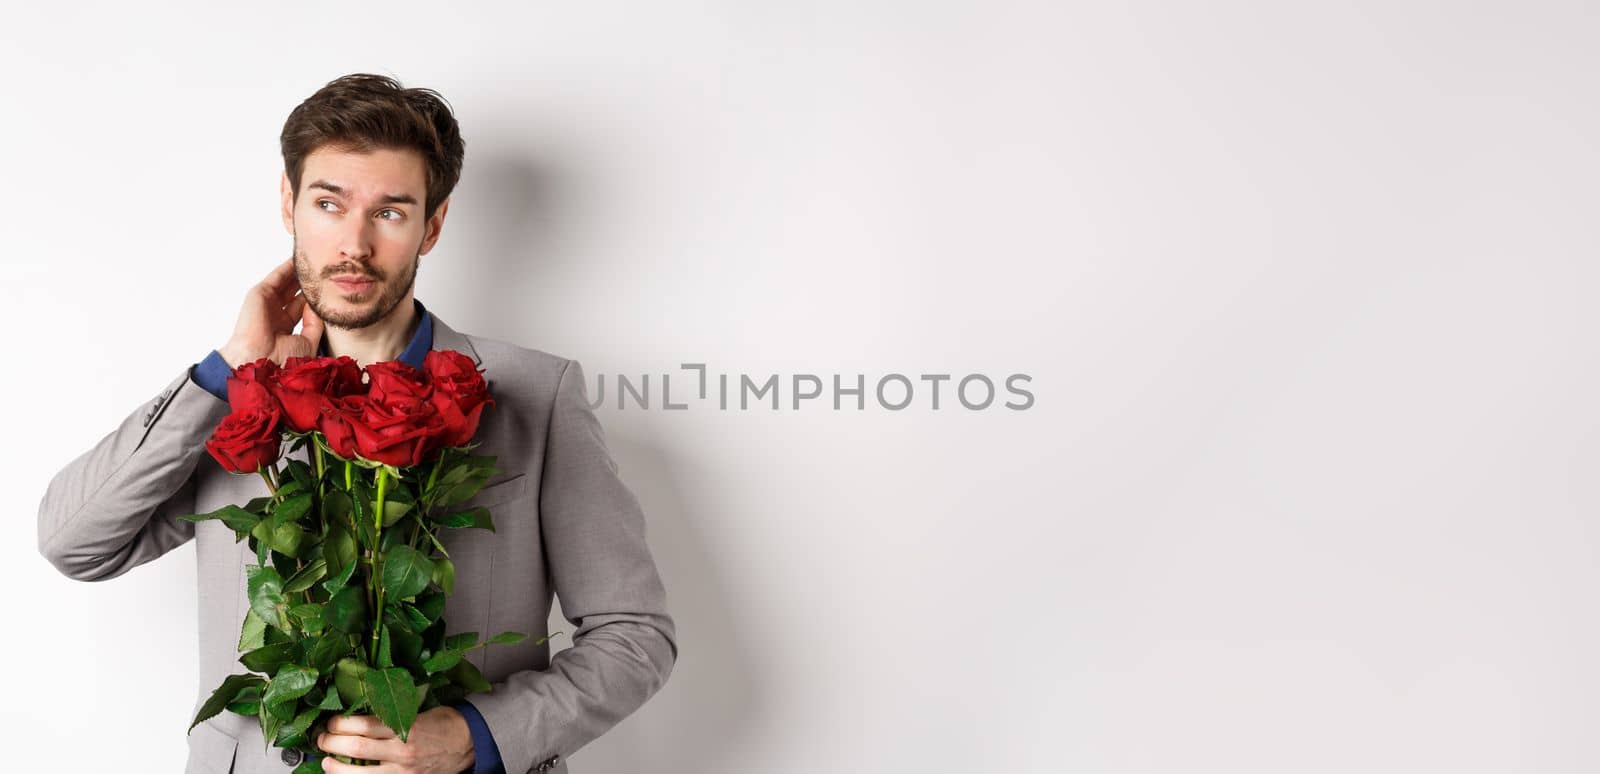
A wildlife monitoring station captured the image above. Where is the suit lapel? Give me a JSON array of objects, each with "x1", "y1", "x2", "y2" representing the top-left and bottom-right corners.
[
  {"x1": 429, "y1": 311, "x2": 491, "y2": 395},
  {"x1": 428, "y1": 311, "x2": 483, "y2": 367}
]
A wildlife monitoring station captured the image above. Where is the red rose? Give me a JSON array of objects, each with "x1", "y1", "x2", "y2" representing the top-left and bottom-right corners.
[
  {"x1": 206, "y1": 381, "x2": 283, "y2": 473},
  {"x1": 317, "y1": 394, "x2": 366, "y2": 460},
  {"x1": 232, "y1": 357, "x2": 280, "y2": 390},
  {"x1": 424, "y1": 350, "x2": 495, "y2": 447},
  {"x1": 347, "y1": 395, "x2": 447, "y2": 468},
  {"x1": 272, "y1": 355, "x2": 363, "y2": 433},
  {"x1": 226, "y1": 368, "x2": 281, "y2": 415},
  {"x1": 365, "y1": 361, "x2": 432, "y2": 408}
]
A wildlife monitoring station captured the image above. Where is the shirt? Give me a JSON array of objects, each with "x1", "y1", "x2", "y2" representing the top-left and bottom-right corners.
[{"x1": 189, "y1": 296, "x2": 506, "y2": 774}]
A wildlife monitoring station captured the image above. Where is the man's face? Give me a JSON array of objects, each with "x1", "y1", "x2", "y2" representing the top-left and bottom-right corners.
[{"x1": 280, "y1": 145, "x2": 449, "y2": 331}]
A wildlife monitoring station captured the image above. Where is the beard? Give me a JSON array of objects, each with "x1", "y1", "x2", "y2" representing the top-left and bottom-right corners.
[{"x1": 292, "y1": 234, "x2": 421, "y2": 331}]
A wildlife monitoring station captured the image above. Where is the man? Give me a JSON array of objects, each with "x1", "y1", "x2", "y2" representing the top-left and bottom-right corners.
[{"x1": 35, "y1": 74, "x2": 678, "y2": 774}]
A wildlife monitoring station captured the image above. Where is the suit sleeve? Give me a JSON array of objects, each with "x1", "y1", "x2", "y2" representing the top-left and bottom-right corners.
[
  {"x1": 465, "y1": 358, "x2": 678, "y2": 773},
  {"x1": 36, "y1": 364, "x2": 233, "y2": 581}
]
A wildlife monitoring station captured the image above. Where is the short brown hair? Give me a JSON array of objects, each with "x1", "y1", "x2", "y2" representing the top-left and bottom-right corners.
[{"x1": 280, "y1": 73, "x2": 465, "y2": 221}]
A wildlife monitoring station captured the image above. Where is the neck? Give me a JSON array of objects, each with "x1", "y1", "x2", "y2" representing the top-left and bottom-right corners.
[{"x1": 321, "y1": 296, "x2": 419, "y2": 369}]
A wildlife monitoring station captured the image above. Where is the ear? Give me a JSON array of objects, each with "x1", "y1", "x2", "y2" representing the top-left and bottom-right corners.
[
  {"x1": 419, "y1": 197, "x2": 450, "y2": 256},
  {"x1": 279, "y1": 172, "x2": 295, "y2": 235}
]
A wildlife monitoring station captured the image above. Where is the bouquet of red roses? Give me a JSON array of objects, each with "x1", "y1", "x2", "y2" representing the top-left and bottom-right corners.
[{"x1": 180, "y1": 350, "x2": 557, "y2": 770}]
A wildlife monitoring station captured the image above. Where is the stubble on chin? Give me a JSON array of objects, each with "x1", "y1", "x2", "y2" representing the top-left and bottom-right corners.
[{"x1": 289, "y1": 234, "x2": 420, "y2": 331}]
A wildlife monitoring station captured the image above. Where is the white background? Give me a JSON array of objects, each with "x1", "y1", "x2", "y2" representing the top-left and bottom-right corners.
[{"x1": 4, "y1": 1, "x2": 1597, "y2": 772}]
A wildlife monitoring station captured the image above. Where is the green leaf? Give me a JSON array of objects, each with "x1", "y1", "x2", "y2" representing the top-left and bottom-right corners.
[
  {"x1": 400, "y1": 604, "x2": 431, "y2": 634},
  {"x1": 288, "y1": 603, "x2": 323, "y2": 633},
  {"x1": 446, "y1": 657, "x2": 492, "y2": 694},
  {"x1": 430, "y1": 556, "x2": 456, "y2": 595},
  {"x1": 275, "y1": 492, "x2": 313, "y2": 523},
  {"x1": 316, "y1": 685, "x2": 344, "y2": 711},
  {"x1": 189, "y1": 674, "x2": 265, "y2": 732},
  {"x1": 354, "y1": 500, "x2": 377, "y2": 550},
  {"x1": 324, "y1": 516, "x2": 357, "y2": 564},
  {"x1": 389, "y1": 622, "x2": 423, "y2": 667},
  {"x1": 362, "y1": 667, "x2": 420, "y2": 743},
  {"x1": 381, "y1": 545, "x2": 434, "y2": 600},
  {"x1": 414, "y1": 590, "x2": 446, "y2": 624},
  {"x1": 283, "y1": 558, "x2": 328, "y2": 594},
  {"x1": 260, "y1": 702, "x2": 285, "y2": 749},
  {"x1": 432, "y1": 467, "x2": 495, "y2": 508},
  {"x1": 324, "y1": 585, "x2": 368, "y2": 634},
  {"x1": 272, "y1": 523, "x2": 308, "y2": 558},
  {"x1": 239, "y1": 608, "x2": 267, "y2": 651},
  {"x1": 422, "y1": 649, "x2": 463, "y2": 675},
  {"x1": 285, "y1": 458, "x2": 315, "y2": 491},
  {"x1": 377, "y1": 623, "x2": 393, "y2": 668},
  {"x1": 434, "y1": 460, "x2": 474, "y2": 487},
  {"x1": 239, "y1": 642, "x2": 299, "y2": 674},
  {"x1": 178, "y1": 504, "x2": 261, "y2": 535},
  {"x1": 421, "y1": 524, "x2": 451, "y2": 559},
  {"x1": 254, "y1": 516, "x2": 307, "y2": 559},
  {"x1": 443, "y1": 632, "x2": 480, "y2": 651},
  {"x1": 334, "y1": 657, "x2": 368, "y2": 708},
  {"x1": 268, "y1": 696, "x2": 297, "y2": 721},
  {"x1": 246, "y1": 565, "x2": 291, "y2": 633},
  {"x1": 486, "y1": 631, "x2": 528, "y2": 646},
  {"x1": 225, "y1": 684, "x2": 263, "y2": 717},
  {"x1": 261, "y1": 664, "x2": 318, "y2": 713},
  {"x1": 264, "y1": 621, "x2": 294, "y2": 646},
  {"x1": 322, "y1": 551, "x2": 359, "y2": 595},
  {"x1": 437, "y1": 507, "x2": 496, "y2": 532},
  {"x1": 270, "y1": 547, "x2": 298, "y2": 578},
  {"x1": 323, "y1": 489, "x2": 353, "y2": 525},
  {"x1": 308, "y1": 630, "x2": 350, "y2": 673},
  {"x1": 276, "y1": 705, "x2": 320, "y2": 748},
  {"x1": 379, "y1": 524, "x2": 403, "y2": 552},
  {"x1": 380, "y1": 496, "x2": 414, "y2": 528}
]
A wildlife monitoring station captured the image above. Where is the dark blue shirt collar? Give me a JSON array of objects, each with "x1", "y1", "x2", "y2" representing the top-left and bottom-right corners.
[{"x1": 316, "y1": 297, "x2": 434, "y2": 369}]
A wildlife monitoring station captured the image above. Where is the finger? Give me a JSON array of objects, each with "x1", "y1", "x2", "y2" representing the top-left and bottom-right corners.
[
  {"x1": 317, "y1": 754, "x2": 382, "y2": 773},
  {"x1": 285, "y1": 291, "x2": 306, "y2": 319},
  {"x1": 299, "y1": 298, "x2": 326, "y2": 350},
  {"x1": 327, "y1": 714, "x2": 396, "y2": 739},
  {"x1": 318, "y1": 731, "x2": 404, "y2": 762},
  {"x1": 261, "y1": 257, "x2": 300, "y2": 304},
  {"x1": 261, "y1": 256, "x2": 295, "y2": 292}
]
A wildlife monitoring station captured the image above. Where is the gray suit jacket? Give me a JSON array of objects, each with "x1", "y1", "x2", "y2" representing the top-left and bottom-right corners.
[{"x1": 36, "y1": 311, "x2": 678, "y2": 774}]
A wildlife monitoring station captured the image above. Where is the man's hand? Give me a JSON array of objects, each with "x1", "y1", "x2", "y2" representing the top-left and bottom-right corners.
[
  {"x1": 316, "y1": 705, "x2": 475, "y2": 773},
  {"x1": 217, "y1": 256, "x2": 326, "y2": 368}
]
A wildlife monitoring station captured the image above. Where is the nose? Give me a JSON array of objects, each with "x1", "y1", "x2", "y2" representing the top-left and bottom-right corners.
[{"x1": 336, "y1": 214, "x2": 375, "y2": 262}]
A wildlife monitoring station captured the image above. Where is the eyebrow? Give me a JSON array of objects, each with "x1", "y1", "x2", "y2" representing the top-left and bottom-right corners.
[{"x1": 307, "y1": 180, "x2": 419, "y2": 207}]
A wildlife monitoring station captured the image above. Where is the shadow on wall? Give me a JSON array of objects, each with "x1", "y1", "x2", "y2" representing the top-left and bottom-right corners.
[
  {"x1": 554, "y1": 434, "x2": 756, "y2": 774},
  {"x1": 454, "y1": 149, "x2": 585, "y2": 309},
  {"x1": 471, "y1": 149, "x2": 758, "y2": 773}
]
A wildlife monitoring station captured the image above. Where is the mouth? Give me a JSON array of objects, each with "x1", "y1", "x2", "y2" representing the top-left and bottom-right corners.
[{"x1": 331, "y1": 275, "x2": 375, "y2": 294}]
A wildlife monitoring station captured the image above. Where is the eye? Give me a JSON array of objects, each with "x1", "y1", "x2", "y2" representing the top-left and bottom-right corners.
[
  {"x1": 317, "y1": 199, "x2": 339, "y2": 213},
  {"x1": 378, "y1": 209, "x2": 403, "y2": 221}
]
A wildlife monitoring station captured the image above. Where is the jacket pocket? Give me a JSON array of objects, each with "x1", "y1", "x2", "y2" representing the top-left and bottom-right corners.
[
  {"x1": 184, "y1": 720, "x2": 239, "y2": 774},
  {"x1": 467, "y1": 473, "x2": 529, "y2": 509}
]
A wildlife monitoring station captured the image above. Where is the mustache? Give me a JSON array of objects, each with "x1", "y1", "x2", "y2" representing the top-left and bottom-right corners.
[{"x1": 326, "y1": 269, "x2": 380, "y2": 280}]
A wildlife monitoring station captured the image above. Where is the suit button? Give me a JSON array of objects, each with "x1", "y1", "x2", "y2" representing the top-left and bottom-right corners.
[{"x1": 281, "y1": 748, "x2": 303, "y2": 766}]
